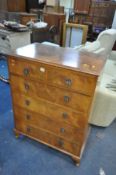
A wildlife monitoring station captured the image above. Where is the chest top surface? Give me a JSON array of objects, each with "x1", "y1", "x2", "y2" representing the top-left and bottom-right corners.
[{"x1": 8, "y1": 43, "x2": 106, "y2": 76}]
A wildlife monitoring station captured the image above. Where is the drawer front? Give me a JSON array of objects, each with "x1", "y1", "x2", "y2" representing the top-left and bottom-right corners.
[
  {"x1": 8, "y1": 57, "x2": 96, "y2": 95},
  {"x1": 15, "y1": 120, "x2": 81, "y2": 156},
  {"x1": 8, "y1": 58, "x2": 47, "y2": 81},
  {"x1": 10, "y1": 75, "x2": 92, "y2": 112},
  {"x1": 47, "y1": 67, "x2": 96, "y2": 96},
  {"x1": 14, "y1": 106, "x2": 86, "y2": 143},
  {"x1": 12, "y1": 93, "x2": 88, "y2": 128}
]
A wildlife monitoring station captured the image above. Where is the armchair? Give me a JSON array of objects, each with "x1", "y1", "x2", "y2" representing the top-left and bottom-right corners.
[
  {"x1": 89, "y1": 59, "x2": 116, "y2": 127},
  {"x1": 75, "y1": 29, "x2": 116, "y2": 56},
  {"x1": 83, "y1": 29, "x2": 116, "y2": 127}
]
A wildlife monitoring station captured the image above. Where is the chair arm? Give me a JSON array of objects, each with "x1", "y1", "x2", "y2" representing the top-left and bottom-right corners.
[{"x1": 93, "y1": 48, "x2": 105, "y2": 54}]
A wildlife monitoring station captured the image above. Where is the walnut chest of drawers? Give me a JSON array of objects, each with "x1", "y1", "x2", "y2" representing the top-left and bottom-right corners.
[{"x1": 8, "y1": 43, "x2": 105, "y2": 165}]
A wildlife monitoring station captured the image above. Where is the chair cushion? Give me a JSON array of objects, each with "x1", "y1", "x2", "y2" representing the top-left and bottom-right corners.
[
  {"x1": 81, "y1": 40, "x2": 101, "y2": 52},
  {"x1": 89, "y1": 72, "x2": 116, "y2": 127}
]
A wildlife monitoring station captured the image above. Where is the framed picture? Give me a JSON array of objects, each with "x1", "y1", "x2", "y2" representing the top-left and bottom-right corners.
[{"x1": 62, "y1": 23, "x2": 88, "y2": 47}]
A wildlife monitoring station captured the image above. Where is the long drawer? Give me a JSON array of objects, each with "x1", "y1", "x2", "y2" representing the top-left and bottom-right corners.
[
  {"x1": 8, "y1": 57, "x2": 97, "y2": 96},
  {"x1": 10, "y1": 75, "x2": 92, "y2": 112},
  {"x1": 14, "y1": 106, "x2": 87, "y2": 143},
  {"x1": 12, "y1": 93, "x2": 89, "y2": 128},
  {"x1": 15, "y1": 120, "x2": 81, "y2": 156},
  {"x1": 13, "y1": 103, "x2": 87, "y2": 128}
]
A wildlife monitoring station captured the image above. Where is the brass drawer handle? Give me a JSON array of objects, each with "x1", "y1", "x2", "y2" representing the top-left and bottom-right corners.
[
  {"x1": 64, "y1": 96, "x2": 70, "y2": 103},
  {"x1": 58, "y1": 139, "x2": 64, "y2": 147},
  {"x1": 24, "y1": 83, "x2": 30, "y2": 90},
  {"x1": 25, "y1": 100, "x2": 30, "y2": 106},
  {"x1": 62, "y1": 112, "x2": 68, "y2": 119},
  {"x1": 26, "y1": 114, "x2": 31, "y2": 120},
  {"x1": 65, "y1": 79, "x2": 72, "y2": 86},
  {"x1": 23, "y1": 68, "x2": 29, "y2": 76},
  {"x1": 60, "y1": 128, "x2": 65, "y2": 133}
]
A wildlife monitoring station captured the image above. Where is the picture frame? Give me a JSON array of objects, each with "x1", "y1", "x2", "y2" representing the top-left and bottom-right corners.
[{"x1": 62, "y1": 23, "x2": 88, "y2": 47}]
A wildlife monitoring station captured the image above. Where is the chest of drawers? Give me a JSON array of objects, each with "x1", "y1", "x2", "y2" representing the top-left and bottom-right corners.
[{"x1": 8, "y1": 43, "x2": 105, "y2": 165}]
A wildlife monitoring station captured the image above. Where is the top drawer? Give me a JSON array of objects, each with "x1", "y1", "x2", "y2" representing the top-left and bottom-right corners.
[{"x1": 8, "y1": 57, "x2": 97, "y2": 96}]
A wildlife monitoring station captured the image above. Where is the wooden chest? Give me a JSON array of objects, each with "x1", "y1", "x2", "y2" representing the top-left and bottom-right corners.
[
  {"x1": 19, "y1": 13, "x2": 38, "y2": 25},
  {"x1": 8, "y1": 43, "x2": 105, "y2": 165}
]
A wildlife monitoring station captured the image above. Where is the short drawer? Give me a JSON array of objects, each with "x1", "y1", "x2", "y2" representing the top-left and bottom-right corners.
[
  {"x1": 10, "y1": 75, "x2": 92, "y2": 112},
  {"x1": 8, "y1": 57, "x2": 97, "y2": 96},
  {"x1": 14, "y1": 120, "x2": 81, "y2": 156},
  {"x1": 8, "y1": 57, "x2": 47, "y2": 81},
  {"x1": 47, "y1": 66, "x2": 97, "y2": 96},
  {"x1": 14, "y1": 106, "x2": 87, "y2": 143},
  {"x1": 12, "y1": 94, "x2": 88, "y2": 128}
]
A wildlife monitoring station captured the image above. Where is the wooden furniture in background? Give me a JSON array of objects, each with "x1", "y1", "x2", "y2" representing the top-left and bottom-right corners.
[
  {"x1": 72, "y1": 1, "x2": 116, "y2": 28},
  {"x1": 74, "y1": 0, "x2": 91, "y2": 14},
  {"x1": 86, "y1": 1, "x2": 116, "y2": 28},
  {"x1": 19, "y1": 13, "x2": 38, "y2": 25},
  {"x1": 62, "y1": 23, "x2": 88, "y2": 47},
  {"x1": 8, "y1": 43, "x2": 105, "y2": 165},
  {"x1": 31, "y1": 26, "x2": 50, "y2": 43},
  {"x1": 43, "y1": 7, "x2": 65, "y2": 45},
  {"x1": 69, "y1": 1, "x2": 116, "y2": 41},
  {"x1": 7, "y1": 0, "x2": 26, "y2": 12},
  {"x1": 26, "y1": 0, "x2": 46, "y2": 12},
  {"x1": 0, "y1": 0, "x2": 27, "y2": 12},
  {"x1": 29, "y1": 6, "x2": 65, "y2": 45}
]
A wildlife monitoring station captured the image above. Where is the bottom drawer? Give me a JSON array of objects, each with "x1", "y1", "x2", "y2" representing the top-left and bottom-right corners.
[
  {"x1": 14, "y1": 106, "x2": 86, "y2": 143},
  {"x1": 15, "y1": 121, "x2": 81, "y2": 156}
]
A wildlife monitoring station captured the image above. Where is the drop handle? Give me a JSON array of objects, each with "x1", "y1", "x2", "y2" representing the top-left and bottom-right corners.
[
  {"x1": 64, "y1": 96, "x2": 70, "y2": 103},
  {"x1": 65, "y1": 79, "x2": 72, "y2": 86},
  {"x1": 26, "y1": 114, "x2": 31, "y2": 120},
  {"x1": 24, "y1": 83, "x2": 30, "y2": 90},
  {"x1": 60, "y1": 128, "x2": 65, "y2": 133},
  {"x1": 58, "y1": 139, "x2": 64, "y2": 147},
  {"x1": 23, "y1": 68, "x2": 29, "y2": 76},
  {"x1": 62, "y1": 112, "x2": 68, "y2": 119},
  {"x1": 25, "y1": 100, "x2": 30, "y2": 106}
]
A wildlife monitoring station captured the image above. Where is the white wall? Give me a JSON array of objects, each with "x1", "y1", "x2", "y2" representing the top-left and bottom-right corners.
[
  {"x1": 46, "y1": 0, "x2": 74, "y2": 8},
  {"x1": 112, "y1": 11, "x2": 116, "y2": 29},
  {"x1": 46, "y1": 0, "x2": 59, "y2": 6},
  {"x1": 60, "y1": 0, "x2": 74, "y2": 8}
]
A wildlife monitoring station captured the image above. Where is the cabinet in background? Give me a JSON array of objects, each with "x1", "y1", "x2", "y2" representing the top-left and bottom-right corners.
[
  {"x1": 7, "y1": 0, "x2": 26, "y2": 12},
  {"x1": 74, "y1": 0, "x2": 91, "y2": 14},
  {"x1": 0, "y1": 0, "x2": 26, "y2": 12},
  {"x1": 43, "y1": 7, "x2": 65, "y2": 45}
]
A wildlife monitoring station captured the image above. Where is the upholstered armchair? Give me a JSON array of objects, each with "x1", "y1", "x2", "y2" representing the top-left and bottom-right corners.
[
  {"x1": 89, "y1": 59, "x2": 116, "y2": 127},
  {"x1": 82, "y1": 29, "x2": 116, "y2": 127},
  {"x1": 75, "y1": 29, "x2": 116, "y2": 57}
]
